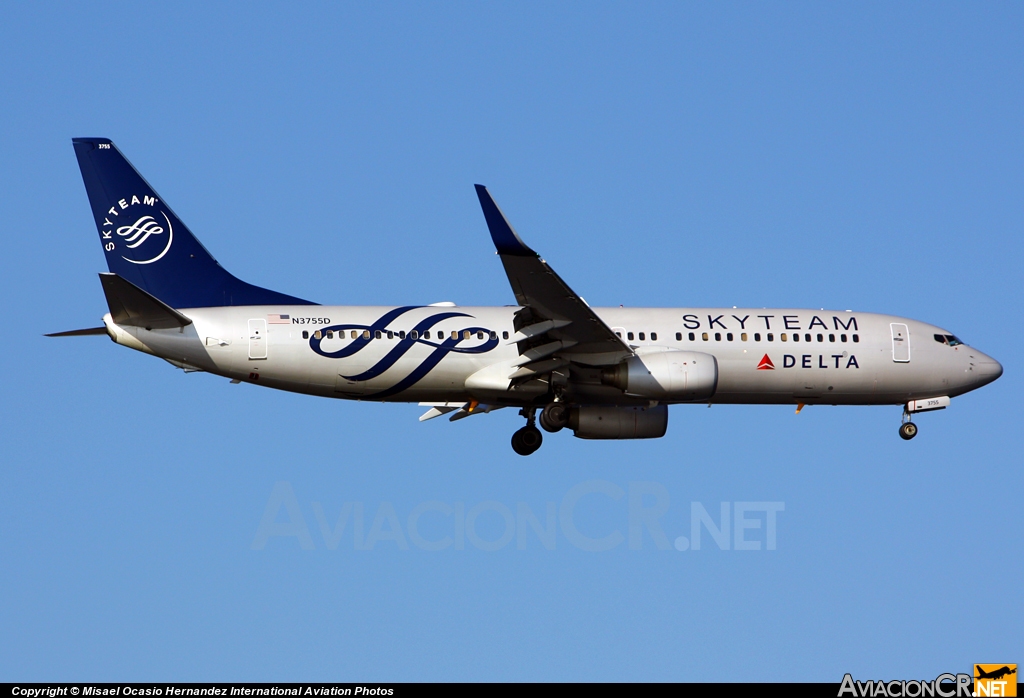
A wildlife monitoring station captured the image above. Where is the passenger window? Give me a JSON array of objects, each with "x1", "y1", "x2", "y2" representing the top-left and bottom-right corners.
[
  {"x1": 399, "y1": 330, "x2": 406, "y2": 339},
  {"x1": 502, "y1": 331, "x2": 509, "y2": 340},
  {"x1": 489, "y1": 331, "x2": 496, "y2": 340},
  {"x1": 453, "y1": 331, "x2": 460, "y2": 340},
  {"x1": 374, "y1": 330, "x2": 382, "y2": 339},
  {"x1": 781, "y1": 333, "x2": 787, "y2": 341},
  {"x1": 363, "y1": 330, "x2": 370, "y2": 339},
  {"x1": 387, "y1": 331, "x2": 394, "y2": 339},
  {"x1": 702, "y1": 332, "x2": 709, "y2": 341},
  {"x1": 688, "y1": 332, "x2": 695, "y2": 341},
  {"x1": 726, "y1": 333, "x2": 733, "y2": 341},
  {"x1": 477, "y1": 331, "x2": 483, "y2": 339},
  {"x1": 675, "y1": 332, "x2": 682, "y2": 341},
  {"x1": 805, "y1": 333, "x2": 811, "y2": 342},
  {"x1": 829, "y1": 334, "x2": 835, "y2": 342},
  {"x1": 314, "y1": 330, "x2": 322, "y2": 339},
  {"x1": 302, "y1": 331, "x2": 309, "y2": 339},
  {"x1": 792, "y1": 333, "x2": 798, "y2": 342},
  {"x1": 852, "y1": 334, "x2": 860, "y2": 343},
  {"x1": 715, "y1": 332, "x2": 722, "y2": 341},
  {"x1": 651, "y1": 332, "x2": 657, "y2": 341},
  {"x1": 616, "y1": 331, "x2": 622, "y2": 338},
  {"x1": 754, "y1": 333, "x2": 761, "y2": 341},
  {"x1": 840, "y1": 334, "x2": 847, "y2": 342},
  {"x1": 817, "y1": 334, "x2": 823, "y2": 342},
  {"x1": 627, "y1": 332, "x2": 634, "y2": 340},
  {"x1": 767, "y1": 333, "x2": 774, "y2": 341},
  {"x1": 741, "y1": 333, "x2": 747, "y2": 341},
  {"x1": 411, "y1": 330, "x2": 419, "y2": 340},
  {"x1": 326, "y1": 330, "x2": 333, "y2": 339},
  {"x1": 639, "y1": 332, "x2": 645, "y2": 341}
]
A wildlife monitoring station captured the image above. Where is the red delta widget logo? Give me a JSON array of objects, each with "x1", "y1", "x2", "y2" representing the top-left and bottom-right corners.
[{"x1": 756, "y1": 353, "x2": 860, "y2": 370}]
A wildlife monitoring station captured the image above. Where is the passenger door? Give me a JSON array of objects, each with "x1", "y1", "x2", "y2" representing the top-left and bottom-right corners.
[
  {"x1": 248, "y1": 319, "x2": 268, "y2": 360},
  {"x1": 890, "y1": 323, "x2": 910, "y2": 363}
]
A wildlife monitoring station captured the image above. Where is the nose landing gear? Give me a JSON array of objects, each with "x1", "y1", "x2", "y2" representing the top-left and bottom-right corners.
[
  {"x1": 511, "y1": 407, "x2": 543, "y2": 456},
  {"x1": 899, "y1": 409, "x2": 918, "y2": 440}
]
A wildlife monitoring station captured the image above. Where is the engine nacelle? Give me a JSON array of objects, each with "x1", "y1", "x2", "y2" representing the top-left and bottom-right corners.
[
  {"x1": 568, "y1": 405, "x2": 668, "y2": 440},
  {"x1": 600, "y1": 351, "x2": 718, "y2": 401}
]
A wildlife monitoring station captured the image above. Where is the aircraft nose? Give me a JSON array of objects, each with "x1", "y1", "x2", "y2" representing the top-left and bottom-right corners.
[{"x1": 974, "y1": 352, "x2": 1003, "y2": 385}]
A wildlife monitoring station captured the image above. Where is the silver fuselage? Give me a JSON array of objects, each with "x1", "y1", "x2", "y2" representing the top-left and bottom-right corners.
[{"x1": 104, "y1": 305, "x2": 1002, "y2": 407}]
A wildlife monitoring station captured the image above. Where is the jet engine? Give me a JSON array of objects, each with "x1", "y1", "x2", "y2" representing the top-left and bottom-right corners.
[
  {"x1": 600, "y1": 351, "x2": 718, "y2": 401},
  {"x1": 568, "y1": 405, "x2": 668, "y2": 439}
]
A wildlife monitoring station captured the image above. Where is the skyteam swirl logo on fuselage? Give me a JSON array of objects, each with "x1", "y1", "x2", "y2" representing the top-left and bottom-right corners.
[{"x1": 309, "y1": 306, "x2": 498, "y2": 398}]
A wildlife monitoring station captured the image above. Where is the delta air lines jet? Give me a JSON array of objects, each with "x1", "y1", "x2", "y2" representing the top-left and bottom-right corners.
[{"x1": 51, "y1": 138, "x2": 1003, "y2": 455}]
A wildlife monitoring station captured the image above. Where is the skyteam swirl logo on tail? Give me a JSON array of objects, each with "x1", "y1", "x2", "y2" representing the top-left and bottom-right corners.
[
  {"x1": 99, "y1": 194, "x2": 174, "y2": 265},
  {"x1": 309, "y1": 306, "x2": 498, "y2": 399},
  {"x1": 116, "y1": 212, "x2": 174, "y2": 264}
]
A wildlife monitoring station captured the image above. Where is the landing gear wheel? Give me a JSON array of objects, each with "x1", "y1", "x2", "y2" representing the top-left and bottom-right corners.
[
  {"x1": 899, "y1": 422, "x2": 918, "y2": 440},
  {"x1": 539, "y1": 402, "x2": 569, "y2": 433},
  {"x1": 511, "y1": 425, "x2": 543, "y2": 456}
]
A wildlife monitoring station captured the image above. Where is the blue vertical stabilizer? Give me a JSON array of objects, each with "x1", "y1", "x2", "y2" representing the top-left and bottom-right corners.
[{"x1": 72, "y1": 138, "x2": 315, "y2": 309}]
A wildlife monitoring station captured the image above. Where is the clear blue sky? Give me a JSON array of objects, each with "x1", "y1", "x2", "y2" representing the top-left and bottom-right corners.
[{"x1": 1, "y1": 1, "x2": 1021, "y2": 681}]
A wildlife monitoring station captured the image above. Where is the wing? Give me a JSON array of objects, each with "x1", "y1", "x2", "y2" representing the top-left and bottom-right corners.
[{"x1": 475, "y1": 185, "x2": 631, "y2": 368}]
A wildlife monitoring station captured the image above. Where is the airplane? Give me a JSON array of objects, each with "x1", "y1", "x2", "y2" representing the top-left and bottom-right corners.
[
  {"x1": 50, "y1": 138, "x2": 1003, "y2": 455},
  {"x1": 975, "y1": 666, "x2": 1016, "y2": 681}
]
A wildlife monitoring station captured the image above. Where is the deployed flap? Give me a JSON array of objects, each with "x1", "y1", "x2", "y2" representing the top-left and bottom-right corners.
[
  {"x1": 474, "y1": 185, "x2": 630, "y2": 363},
  {"x1": 99, "y1": 272, "x2": 192, "y2": 330}
]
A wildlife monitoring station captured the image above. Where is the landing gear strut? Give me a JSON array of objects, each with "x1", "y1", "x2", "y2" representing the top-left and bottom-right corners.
[
  {"x1": 511, "y1": 407, "x2": 543, "y2": 456},
  {"x1": 899, "y1": 410, "x2": 918, "y2": 440}
]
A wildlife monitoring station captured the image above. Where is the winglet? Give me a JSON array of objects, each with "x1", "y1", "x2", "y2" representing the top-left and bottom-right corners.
[{"x1": 474, "y1": 185, "x2": 536, "y2": 256}]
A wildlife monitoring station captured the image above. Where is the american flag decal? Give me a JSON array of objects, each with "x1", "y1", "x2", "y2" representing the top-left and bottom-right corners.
[{"x1": 267, "y1": 314, "x2": 291, "y2": 324}]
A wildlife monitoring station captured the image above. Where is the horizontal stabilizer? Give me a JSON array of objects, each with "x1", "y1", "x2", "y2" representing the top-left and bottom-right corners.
[
  {"x1": 45, "y1": 327, "x2": 108, "y2": 337},
  {"x1": 100, "y1": 273, "x2": 192, "y2": 330}
]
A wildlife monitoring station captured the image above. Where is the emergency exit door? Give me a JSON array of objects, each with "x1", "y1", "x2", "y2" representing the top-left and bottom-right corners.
[
  {"x1": 890, "y1": 323, "x2": 910, "y2": 363},
  {"x1": 248, "y1": 319, "x2": 267, "y2": 359}
]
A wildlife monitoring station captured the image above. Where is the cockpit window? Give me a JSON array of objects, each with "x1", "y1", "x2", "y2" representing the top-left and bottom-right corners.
[
  {"x1": 934, "y1": 334, "x2": 947, "y2": 344},
  {"x1": 945, "y1": 335, "x2": 963, "y2": 346}
]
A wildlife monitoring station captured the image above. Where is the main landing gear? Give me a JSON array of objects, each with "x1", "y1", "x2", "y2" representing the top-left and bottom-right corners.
[
  {"x1": 899, "y1": 410, "x2": 918, "y2": 441},
  {"x1": 512, "y1": 402, "x2": 571, "y2": 456},
  {"x1": 511, "y1": 407, "x2": 543, "y2": 456}
]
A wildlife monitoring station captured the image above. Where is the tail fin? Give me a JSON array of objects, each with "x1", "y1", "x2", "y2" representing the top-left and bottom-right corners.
[{"x1": 72, "y1": 138, "x2": 315, "y2": 309}]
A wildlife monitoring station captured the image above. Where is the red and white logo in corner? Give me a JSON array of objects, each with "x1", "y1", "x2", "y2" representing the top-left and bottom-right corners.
[{"x1": 757, "y1": 354, "x2": 775, "y2": 370}]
